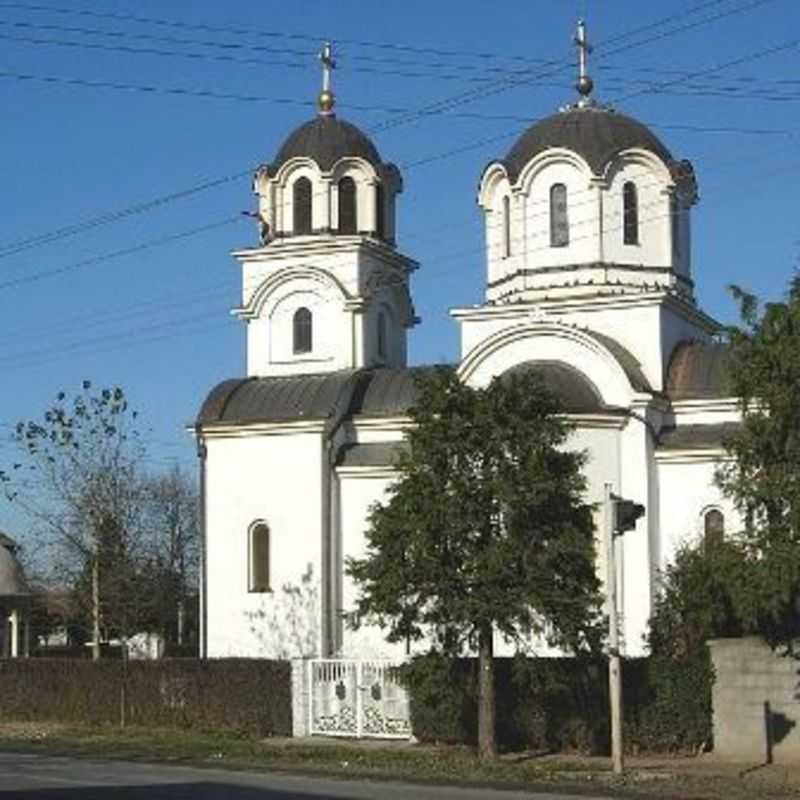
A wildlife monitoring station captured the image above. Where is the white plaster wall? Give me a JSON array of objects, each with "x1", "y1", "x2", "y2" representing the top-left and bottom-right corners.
[
  {"x1": 456, "y1": 298, "x2": 713, "y2": 394},
  {"x1": 247, "y1": 283, "x2": 352, "y2": 376},
  {"x1": 522, "y1": 161, "x2": 598, "y2": 268},
  {"x1": 656, "y1": 456, "x2": 740, "y2": 572},
  {"x1": 460, "y1": 325, "x2": 633, "y2": 408},
  {"x1": 602, "y1": 160, "x2": 671, "y2": 267},
  {"x1": 205, "y1": 430, "x2": 325, "y2": 659},
  {"x1": 336, "y1": 471, "x2": 410, "y2": 659}
]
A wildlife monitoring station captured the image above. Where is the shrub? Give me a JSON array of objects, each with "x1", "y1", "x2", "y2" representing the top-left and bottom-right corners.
[
  {"x1": 0, "y1": 658, "x2": 291, "y2": 737},
  {"x1": 401, "y1": 653, "x2": 649, "y2": 754},
  {"x1": 636, "y1": 541, "x2": 747, "y2": 752}
]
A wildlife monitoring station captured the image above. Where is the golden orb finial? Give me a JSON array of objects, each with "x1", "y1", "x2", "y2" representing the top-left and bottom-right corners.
[{"x1": 318, "y1": 88, "x2": 336, "y2": 115}]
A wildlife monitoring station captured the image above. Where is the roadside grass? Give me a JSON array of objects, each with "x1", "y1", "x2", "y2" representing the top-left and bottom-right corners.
[{"x1": 0, "y1": 721, "x2": 798, "y2": 799}]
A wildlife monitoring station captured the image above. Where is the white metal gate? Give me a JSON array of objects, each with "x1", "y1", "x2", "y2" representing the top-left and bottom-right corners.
[{"x1": 308, "y1": 659, "x2": 411, "y2": 739}]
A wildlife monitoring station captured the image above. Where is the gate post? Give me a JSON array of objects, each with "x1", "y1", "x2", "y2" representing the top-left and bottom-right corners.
[
  {"x1": 291, "y1": 658, "x2": 311, "y2": 737},
  {"x1": 356, "y1": 660, "x2": 363, "y2": 738}
]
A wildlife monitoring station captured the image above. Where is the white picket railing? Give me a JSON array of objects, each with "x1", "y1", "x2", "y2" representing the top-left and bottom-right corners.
[{"x1": 308, "y1": 658, "x2": 411, "y2": 739}]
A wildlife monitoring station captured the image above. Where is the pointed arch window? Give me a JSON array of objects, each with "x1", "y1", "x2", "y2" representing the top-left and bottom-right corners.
[
  {"x1": 502, "y1": 195, "x2": 511, "y2": 258},
  {"x1": 292, "y1": 176, "x2": 312, "y2": 235},
  {"x1": 249, "y1": 522, "x2": 270, "y2": 592},
  {"x1": 377, "y1": 310, "x2": 387, "y2": 360},
  {"x1": 375, "y1": 184, "x2": 386, "y2": 240},
  {"x1": 550, "y1": 183, "x2": 569, "y2": 247},
  {"x1": 704, "y1": 509, "x2": 725, "y2": 550},
  {"x1": 623, "y1": 181, "x2": 639, "y2": 245},
  {"x1": 337, "y1": 176, "x2": 357, "y2": 235},
  {"x1": 293, "y1": 307, "x2": 312, "y2": 355}
]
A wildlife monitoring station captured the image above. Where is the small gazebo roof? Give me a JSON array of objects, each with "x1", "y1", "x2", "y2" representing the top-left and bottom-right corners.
[{"x1": 0, "y1": 532, "x2": 30, "y2": 597}]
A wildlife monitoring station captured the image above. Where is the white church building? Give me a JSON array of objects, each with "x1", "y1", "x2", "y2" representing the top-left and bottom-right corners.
[{"x1": 196, "y1": 30, "x2": 738, "y2": 662}]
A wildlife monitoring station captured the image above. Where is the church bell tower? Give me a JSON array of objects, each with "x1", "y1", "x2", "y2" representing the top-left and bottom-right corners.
[{"x1": 233, "y1": 43, "x2": 418, "y2": 378}]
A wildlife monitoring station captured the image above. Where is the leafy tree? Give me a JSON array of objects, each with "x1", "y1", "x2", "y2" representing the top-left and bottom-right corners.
[
  {"x1": 141, "y1": 466, "x2": 200, "y2": 646},
  {"x1": 3, "y1": 381, "x2": 147, "y2": 659},
  {"x1": 717, "y1": 278, "x2": 800, "y2": 647},
  {"x1": 347, "y1": 368, "x2": 603, "y2": 758}
]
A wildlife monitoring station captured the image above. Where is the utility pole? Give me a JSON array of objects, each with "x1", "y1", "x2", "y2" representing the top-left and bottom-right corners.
[
  {"x1": 604, "y1": 482, "x2": 623, "y2": 774},
  {"x1": 605, "y1": 484, "x2": 645, "y2": 776}
]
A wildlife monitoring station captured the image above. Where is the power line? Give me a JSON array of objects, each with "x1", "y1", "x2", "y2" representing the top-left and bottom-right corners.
[
  {"x1": 0, "y1": 0, "x2": 739, "y2": 64},
  {"x1": 1, "y1": 0, "x2": 785, "y2": 269},
  {"x1": 6, "y1": 25, "x2": 800, "y2": 100},
  {"x1": 5, "y1": 153, "x2": 798, "y2": 373},
  {"x1": 0, "y1": 217, "x2": 242, "y2": 290},
  {"x1": 0, "y1": 171, "x2": 251, "y2": 259}
]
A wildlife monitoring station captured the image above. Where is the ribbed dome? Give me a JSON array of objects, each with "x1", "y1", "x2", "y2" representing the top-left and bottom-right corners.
[
  {"x1": 267, "y1": 115, "x2": 382, "y2": 174},
  {"x1": 503, "y1": 107, "x2": 673, "y2": 181}
]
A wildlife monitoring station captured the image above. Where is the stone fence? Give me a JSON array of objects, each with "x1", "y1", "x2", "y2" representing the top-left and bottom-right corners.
[{"x1": 709, "y1": 637, "x2": 800, "y2": 763}]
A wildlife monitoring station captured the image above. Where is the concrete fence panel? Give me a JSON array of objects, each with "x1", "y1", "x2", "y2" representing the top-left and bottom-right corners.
[{"x1": 709, "y1": 637, "x2": 800, "y2": 763}]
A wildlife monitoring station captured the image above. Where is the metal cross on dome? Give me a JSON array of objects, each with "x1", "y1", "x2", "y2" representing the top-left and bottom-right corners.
[
  {"x1": 574, "y1": 19, "x2": 595, "y2": 105},
  {"x1": 318, "y1": 41, "x2": 336, "y2": 115}
]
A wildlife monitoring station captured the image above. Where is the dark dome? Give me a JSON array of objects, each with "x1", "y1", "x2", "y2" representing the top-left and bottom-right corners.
[
  {"x1": 502, "y1": 107, "x2": 673, "y2": 181},
  {"x1": 502, "y1": 361, "x2": 605, "y2": 413},
  {"x1": 268, "y1": 115, "x2": 382, "y2": 174}
]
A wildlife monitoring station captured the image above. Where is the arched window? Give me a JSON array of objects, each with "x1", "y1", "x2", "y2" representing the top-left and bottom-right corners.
[
  {"x1": 293, "y1": 307, "x2": 312, "y2": 354},
  {"x1": 375, "y1": 184, "x2": 385, "y2": 240},
  {"x1": 704, "y1": 509, "x2": 725, "y2": 549},
  {"x1": 337, "y1": 176, "x2": 357, "y2": 234},
  {"x1": 502, "y1": 195, "x2": 511, "y2": 258},
  {"x1": 377, "y1": 311, "x2": 387, "y2": 359},
  {"x1": 550, "y1": 183, "x2": 569, "y2": 247},
  {"x1": 623, "y1": 181, "x2": 639, "y2": 245},
  {"x1": 249, "y1": 522, "x2": 270, "y2": 592},
  {"x1": 292, "y1": 176, "x2": 312, "y2": 235},
  {"x1": 670, "y1": 194, "x2": 681, "y2": 258}
]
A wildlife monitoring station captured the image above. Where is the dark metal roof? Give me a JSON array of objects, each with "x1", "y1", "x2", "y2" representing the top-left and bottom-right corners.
[
  {"x1": 502, "y1": 107, "x2": 673, "y2": 181},
  {"x1": 197, "y1": 371, "x2": 359, "y2": 425},
  {"x1": 268, "y1": 115, "x2": 383, "y2": 174},
  {"x1": 351, "y1": 366, "x2": 446, "y2": 417},
  {"x1": 0, "y1": 543, "x2": 29, "y2": 597},
  {"x1": 585, "y1": 330, "x2": 652, "y2": 393},
  {"x1": 659, "y1": 422, "x2": 740, "y2": 451},
  {"x1": 198, "y1": 359, "x2": 641, "y2": 427},
  {"x1": 336, "y1": 441, "x2": 409, "y2": 468},
  {"x1": 502, "y1": 361, "x2": 605, "y2": 413},
  {"x1": 666, "y1": 340, "x2": 732, "y2": 399},
  {"x1": 197, "y1": 367, "x2": 452, "y2": 427}
]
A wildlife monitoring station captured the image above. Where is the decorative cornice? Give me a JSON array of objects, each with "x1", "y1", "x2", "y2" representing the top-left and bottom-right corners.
[
  {"x1": 195, "y1": 420, "x2": 327, "y2": 438},
  {"x1": 232, "y1": 235, "x2": 418, "y2": 273}
]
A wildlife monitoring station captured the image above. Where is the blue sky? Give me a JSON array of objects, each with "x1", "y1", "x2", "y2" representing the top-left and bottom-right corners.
[{"x1": 2, "y1": 0, "x2": 799, "y2": 538}]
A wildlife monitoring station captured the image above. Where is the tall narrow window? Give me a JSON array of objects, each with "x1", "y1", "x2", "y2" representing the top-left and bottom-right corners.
[
  {"x1": 293, "y1": 307, "x2": 312, "y2": 354},
  {"x1": 623, "y1": 181, "x2": 639, "y2": 245},
  {"x1": 377, "y1": 311, "x2": 387, "y2": 359},
  {"x1": 249, "y1": 523, "x2": 270, "y2": 592},
  {"x1": 550, "y1": 183, "x2": 569, "y2": 247},
  {"x1": 670, "y1": 194, "x2": 681, "y2": 258},
  {"x1": 292, "y1": 176, "x2": 312, "y2": 235},
  {"x1": 502, "y1": 195, "x2": 511, "y2": 258},
  {"x1": 375, "y1": 184, "x2": 385, "y2": 240},
  {"x1": 337, "y1": 176, "x2": 357, "y2": 234},
  {"x1": 704, "y1": 509, "x2": 725, "y2": 550}
]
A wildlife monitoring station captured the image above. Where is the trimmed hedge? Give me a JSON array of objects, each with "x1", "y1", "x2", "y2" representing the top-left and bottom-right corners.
[
  {"x1": 402, "y1": 654, "x2": 660, "y2": 754},
  {"x1": 0, "y1": 659, "x2": 291, "y2": 737}
]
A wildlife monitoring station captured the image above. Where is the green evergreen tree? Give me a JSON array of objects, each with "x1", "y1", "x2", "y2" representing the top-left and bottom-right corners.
[
  {"x1": 347, "y1": 368, "x2": 603, "y2": 758},
  {"x1": 718, "y1": 278, "x2": 800, "y2": 647}
]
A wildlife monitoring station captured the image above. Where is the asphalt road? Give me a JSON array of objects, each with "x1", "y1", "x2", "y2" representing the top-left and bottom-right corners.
[{"x1": 0, "y1": 752, "x2": 613, "y2": 799}]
